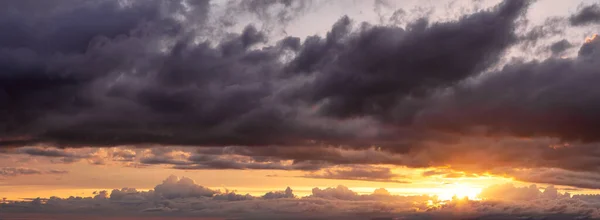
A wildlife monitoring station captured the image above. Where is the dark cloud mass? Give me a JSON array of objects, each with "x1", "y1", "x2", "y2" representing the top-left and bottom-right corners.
[
  {"x1": 570, "y1": 3, "x2": 600, "y2": 26},
  {"x1": 2, "y1": 0, "x2": 600, "y2": 190},
  {"x1": 418, "y1": 35, "x2": 600, "y2": 143},
  {"x1": 294, "y1": 0, "x2": 528, "y2": 119},
  {"x1": 0, "y1": 0, "x2": 529, "y2": 149}
]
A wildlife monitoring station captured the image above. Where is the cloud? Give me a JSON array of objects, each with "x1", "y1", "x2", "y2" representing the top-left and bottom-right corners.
[
  {"x1": 0, "y1": 0, "x2": 530, "y2": 151},
  {"x1": 138, "y1": 147, "x2": 328, "y2": 171},
  {"x1": 549, "y1": 39, "x2": 572, "y2": 54},
  {"x1": 154, "y1": 175, "x2": 217, "y2": 199},
  {"x1": 304, "y1": 166, "x2": 409, "y2": 183},
  {"x1": 1, "y1": 146, "x2": 139, "y2": 165},
  {"x1": 0, "y1": 167, "x2": 68, "y2": 177},
  {"x1": 479, "y1": 183, "x2": 568, "y2": 201},
  {"x1": 0, "y1": 175, "x2": 435, "y2": 219},
  {"x1": 292, "y1": 0, "x2": 528, "y2": 120},
  {"x1": 2, "y1": 0, "x2": 600, "y2": 195},
  {"x1": 416, "y1": 34, "x2": 600, "y2": 145},
  {"x1": 570, "y1": 3, "x2": 600, "y2": 26},
  {"x1": 504, "y1": 168, "x2": 600, "y2": 189},
  {"x1": 8, "y1": 175, "x2": 600, "y2": 219},
  {"x1": 0, "y1": 167, "x2": 41, "y2": 176},
  {"x1": 262, "y1": 187, "x2": 294, "y2": 199}
]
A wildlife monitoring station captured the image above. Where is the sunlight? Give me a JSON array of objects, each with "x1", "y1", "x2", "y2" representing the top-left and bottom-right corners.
[
  {"x1": 585, "y1": 34, "x2": 598, "y2": 43},
  {"x1": 437, "y1": 183, "x2": 482, "y2": 201}
]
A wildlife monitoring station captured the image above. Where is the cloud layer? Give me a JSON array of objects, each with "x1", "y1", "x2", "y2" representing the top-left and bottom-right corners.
[
  {"x1": 0, "y1": 0, "x2": 529, "y2": 149},
  {"x1": 0, "y1": 167, "x2": 67, "y2": 177},
  {"x1": 5, "y1": 175, "x2": 600, "y2": 220}
]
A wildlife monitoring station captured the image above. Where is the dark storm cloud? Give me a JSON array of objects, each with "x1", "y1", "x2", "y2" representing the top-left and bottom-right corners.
[
  {"x1": 0, "y1": 0, "x2": 531, "y2": 150},
  {"x1": 417, "y1": 34, "x2": 600, "y2": 143},
  {"x1": 292, "y1": 0, "x2": 528, "y2": 119},
  {"x1": 570, "y1": 3, "x2": 600, "y2": 26}
]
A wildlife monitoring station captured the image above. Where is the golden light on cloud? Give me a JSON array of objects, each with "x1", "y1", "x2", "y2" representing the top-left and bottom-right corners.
[{"x1": 585, "y1": 34, "x2": 598, "y2": 43}]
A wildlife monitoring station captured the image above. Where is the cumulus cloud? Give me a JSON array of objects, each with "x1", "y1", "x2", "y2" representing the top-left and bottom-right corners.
[
  {"x1": 0, "y1": 175, "x2": 434, "y2": 219},
  {"x1": 154, "y1": 175, "x2": 217, "y2": 199},
  {"x1": 262, "y1": 187, "x2": 294, "y2": 199},
  {"x1": 8, "y1": 175, "x2": 600, "y2": 219}
]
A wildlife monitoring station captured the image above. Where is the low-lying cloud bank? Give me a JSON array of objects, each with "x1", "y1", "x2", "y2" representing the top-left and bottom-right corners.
[{"x1": 4, "y1": 176, "x2": 600, "y2": 219}]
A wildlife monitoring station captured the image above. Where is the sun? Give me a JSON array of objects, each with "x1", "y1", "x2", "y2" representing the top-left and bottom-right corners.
[{"x1": 437, "y1": 183, "x2": 482, "y2": 201}]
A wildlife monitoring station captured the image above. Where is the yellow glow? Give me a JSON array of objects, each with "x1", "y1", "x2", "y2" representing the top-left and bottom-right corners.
[
  {"x1": 585, "y1": 34, "x2": 598, "y2": 43},
  {"x1": 437, "y1": 183, "x2": 482, "y2": 201},
  {"x1": 0, "y1": 160, "x2": 519, "y2": 201}
]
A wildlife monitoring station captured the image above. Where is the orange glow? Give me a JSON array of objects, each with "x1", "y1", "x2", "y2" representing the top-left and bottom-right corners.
[
  {"x1": 585, "y1": 34, "x2": 598, "y2": 43},
  {"x1": 436, "y1": 183, "x2": 482, "y2": 201}
]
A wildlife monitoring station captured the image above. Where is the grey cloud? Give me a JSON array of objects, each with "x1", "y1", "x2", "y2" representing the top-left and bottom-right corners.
[
  {"x1": 7, "y1": 175, "x2": 600, "y2": 219},
  {"x1": 550, "y1": 39, "x2": 572, "y2": 54},
  {"x1": 0, "y1": 0, "x2": 530, "y2": 151},
  {"x1": 570, "y1": 4, "x2": 600, "y2": 26},
  {"x1": 2, "y1": 147, "x2": 138, "y2": 165},
  {"x1": 417, "y1": 35, "x2": 600, "y2": 144},
  {"x1": 14, "y1": 147, "x2": 87, "y2": 164},
  {"x1": 47, "y1": 169, "x2": 69, "y2": 175},
  {"x1": 193, "y1": 146, "x2": 424, "y2": 168},
  {"x1": 138, "y1": 148, "x2": 328, "y2": 171},
  {"x1": 262, "y1": 187, "x2": 294, "y2": 199},
  {"x1": 212, "y1": 190, "x2": 254, "y2": 201},
  {"x1": 294, "y1": 0, "x2": 528, "y2": 120},
  {"x1": 154, "y1": 175, "x2": 217, "y2": 199},
  {"x1": 421, "y1": 169, "x2": 477, "y2": 178},
  {"x1": 519, "y1": 17, "x2": 566, "y2": 50},
  {"x1": 111, "y1": 149, "x2": 136, "y2": 162},
  {"x1": 0, "y1": 175, "x2": 435, "y2": 219},
  {"x1": 305, "y1": 166, "x2": 409, "y2": 183},
  {"x1": 505, "y1": 168, "x2": 600, "y2": 189},
  {"x1": 0, "y1": 167, "x2": 41, "y2": 176},
  {"x1": 479, "y1": 183, "x2": 568, "y2": 201},
  {"x1": 236, "y1": 0, "x2": 314, "y2": 25},
  {"x1": 0, "y1": 167, "x2": 68, "y2": 177}
]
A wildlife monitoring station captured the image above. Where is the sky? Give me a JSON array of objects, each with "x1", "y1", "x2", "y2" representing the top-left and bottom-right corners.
[{"x1": 1, "y1": 0, "x2": 600, "y2": 219}]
